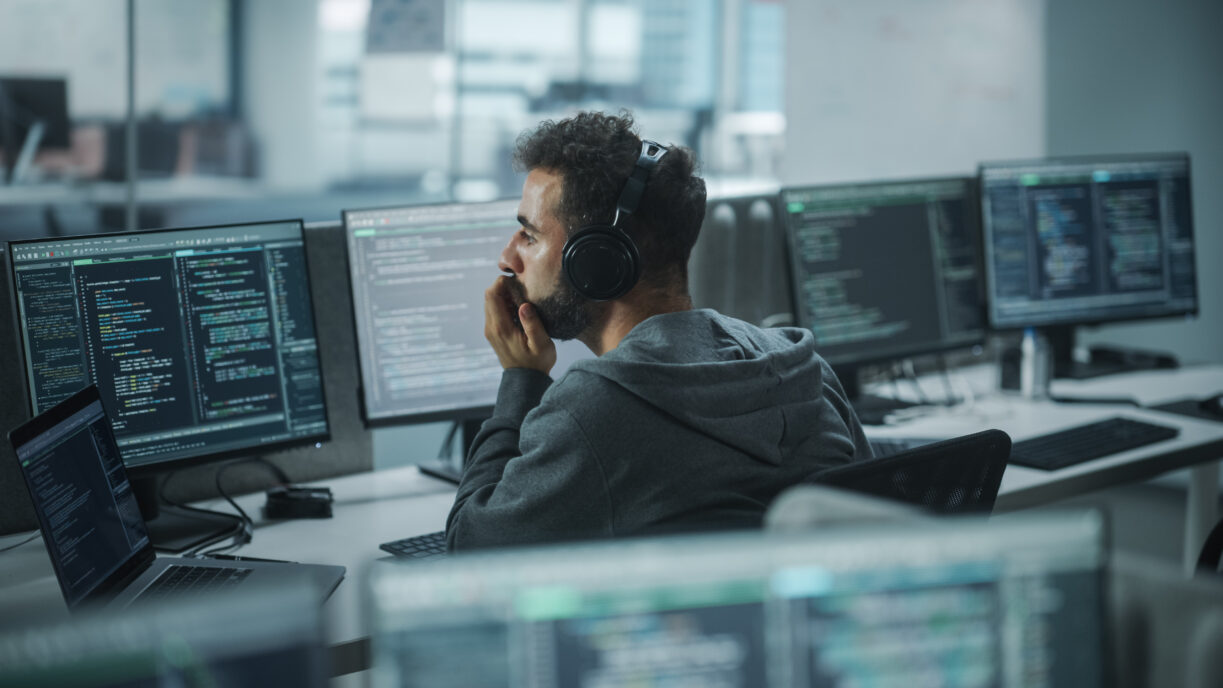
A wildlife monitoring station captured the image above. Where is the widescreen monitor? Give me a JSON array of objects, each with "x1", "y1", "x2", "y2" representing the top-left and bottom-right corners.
[
  {"x1": 370, "y1": 511, "x2": 1108, "y2": 687},
  {"x1": 7, "y1": 220, "x2": 330, "y2": 473},
  {"x1": 781, "y1": 177, "x2": 987, "y2": 370},
  {"x1": 979, "y1": 153, "x2": 1197, "y2": 330},
  {"x1": 344, "y1": 201, "x2": 590, "y2": 427}
]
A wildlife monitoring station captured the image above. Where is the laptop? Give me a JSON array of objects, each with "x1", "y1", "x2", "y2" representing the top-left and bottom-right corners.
[{"x1": 8, "y1": 385, "x2": 345, "y2": 611}]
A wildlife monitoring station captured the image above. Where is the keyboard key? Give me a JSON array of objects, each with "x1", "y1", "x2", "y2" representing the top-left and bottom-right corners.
[
  {"x1": 137, "y1": 565, "x2": 253, "y2": 602},
  {"x1": 380, "y1": 531, "x2": 448, "y2": 560}
]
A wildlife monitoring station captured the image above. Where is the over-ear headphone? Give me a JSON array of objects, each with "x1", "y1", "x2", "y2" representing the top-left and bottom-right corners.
[{"x1": 562, "y1": 140, "x2": 668, "y2": 301}]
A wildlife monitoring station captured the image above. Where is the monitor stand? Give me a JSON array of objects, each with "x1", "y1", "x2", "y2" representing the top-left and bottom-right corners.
[
  {"x1": 416, "y1": 418, "x2": 485, "y2": 486},
  {"x1": 1045, "y1": 326, "x2": 1179, "y2": 380},
  {"x1": 835, "y1": 364, "x2": 918, "y2": 426},
  {"x1": 132, "y1": 474, "x2": 243, "y2": 553}
]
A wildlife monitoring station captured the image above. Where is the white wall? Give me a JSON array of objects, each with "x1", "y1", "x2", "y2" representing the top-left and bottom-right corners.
[
  {"x1": 782, "y1": 0, "x2": 1046, "y2": 185},
  {"x1": 243, "y1": 0, "x2": 323, "y2": 189},
  {"x1": 1046, "y1": 0, "x2": 1223, "y2": 365}
]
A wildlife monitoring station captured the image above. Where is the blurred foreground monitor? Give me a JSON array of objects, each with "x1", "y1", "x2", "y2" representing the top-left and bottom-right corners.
[
  {"x1": 0, "y1": 579, "x2": 328, "y2": 687},
  {"x1": 370, "y1": 511, "x2": 1106, "y2": 687}
]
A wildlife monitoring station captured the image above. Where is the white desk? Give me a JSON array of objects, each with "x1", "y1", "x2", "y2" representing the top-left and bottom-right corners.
[
  {"x1": 2, "y1": 365, "x2": 1221, "y2": 679},
  {"x1": 866, "y1": 364, "x2": 1223, "y2": 571}
]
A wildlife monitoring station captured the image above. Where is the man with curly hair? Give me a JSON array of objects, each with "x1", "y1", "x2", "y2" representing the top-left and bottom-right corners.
[{"x1": 446, "y1": 111, "x2": 871, "y2": 550}]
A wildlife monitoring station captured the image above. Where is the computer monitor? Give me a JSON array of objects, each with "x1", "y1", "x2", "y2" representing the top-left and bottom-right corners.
[
  {"x1": 343, "y1": 201, "x2": 591, "y2": 474},
  {"x1": 979, "y1": 153, "x2": 1197, "y2": 376},
  {"x1": 369, "y1": 511, "x2": 1108, "y2": 686},
  {"x1": 781, "y1": 177, "x2": 987, "y2": 401},
  {"x1": 7, "y1": 220, "x2": 330, "y2": 548},
  {"x1": 0, "y1": 77, "x2": 70, "y2": 183},
  {"x1": 0, "y1": 578, "x2": 328, "y2": 687}
]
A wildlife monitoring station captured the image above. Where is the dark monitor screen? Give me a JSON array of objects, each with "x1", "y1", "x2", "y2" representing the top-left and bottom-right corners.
[
  {"x1": 344, "y1": 201, "x2": 591, "y2": 425},
  {"x1": 0, "y1": 77, "x2": 71, "y2": 150},
  {"x1": 979, "y1": 153, "x2": 1197, "y2": 329},
  {"x1": 781, "y1": 177, "x2": 986, "y2": 367},
  {"x1": 7, "y1": 221, "x2": 329, "y2": 471}
]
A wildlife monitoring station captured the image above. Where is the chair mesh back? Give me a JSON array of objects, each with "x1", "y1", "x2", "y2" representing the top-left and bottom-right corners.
[{"x1": 809, "y1": 429, "x2": 1011, "y2": 514}]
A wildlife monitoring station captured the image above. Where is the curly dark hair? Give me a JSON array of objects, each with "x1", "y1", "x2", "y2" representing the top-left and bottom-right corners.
[{"x1": 512, "y1": 110, "x2": 707, "y2": 289}]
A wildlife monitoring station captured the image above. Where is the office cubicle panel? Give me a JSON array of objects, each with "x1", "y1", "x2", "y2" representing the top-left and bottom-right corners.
[
  {"x1": 0, "y1": 246, "x2": 36, "y2": 534},
  {"x1": 690, "y1": 192, "x2": 792, "y2": 327}
]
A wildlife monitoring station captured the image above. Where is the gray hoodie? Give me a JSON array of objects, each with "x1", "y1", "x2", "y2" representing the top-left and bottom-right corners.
[{"x1": 446, "y1": 309, "x2": 871, "y2": 550}]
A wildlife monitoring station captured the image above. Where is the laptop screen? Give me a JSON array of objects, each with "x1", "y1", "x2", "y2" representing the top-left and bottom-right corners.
[{"x1": 11, "y1": 387, "x2": 151, "y2": 607}]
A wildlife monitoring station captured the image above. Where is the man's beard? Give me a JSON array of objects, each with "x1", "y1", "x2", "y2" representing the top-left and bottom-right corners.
[{"x1": 506, "y1": 273, "x2": 596, "y2": 341}]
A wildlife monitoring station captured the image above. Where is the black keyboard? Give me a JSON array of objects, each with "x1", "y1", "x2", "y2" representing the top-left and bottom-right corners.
[
  {"x1": 380, "y1": 531, "x2": 448, "y2": 560},
  {"x1": 1009, "y1": 417, "x2": 1180, "y2": 471},
  {"x1": 137, "y1": 564, "x2": 252, "y2": 602}
]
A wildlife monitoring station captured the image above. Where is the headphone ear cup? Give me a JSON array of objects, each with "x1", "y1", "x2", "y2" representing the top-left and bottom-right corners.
[{"x1": 562, "y1": 225, "x2": 641, "y2": 301}]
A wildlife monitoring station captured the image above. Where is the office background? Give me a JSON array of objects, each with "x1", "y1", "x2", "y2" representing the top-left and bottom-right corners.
[{"x1": 0, "y1": 0, "x2": 1220, "y2": 537}]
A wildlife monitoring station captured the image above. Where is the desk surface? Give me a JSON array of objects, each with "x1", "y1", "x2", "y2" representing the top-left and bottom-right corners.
[
  {"x1": 0, "y1": 465, "x2": 457, "y2": 651},
  {"x1": 2, "y1": 364, "x2": 1222, "y2": 663},
  {"x1": 865, "y1": 363, "x2": 1223, "y2": 510}
]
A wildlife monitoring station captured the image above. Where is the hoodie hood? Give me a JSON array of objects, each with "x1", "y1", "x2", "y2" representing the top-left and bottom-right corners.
[{"x1": 568, "y1": 309, "x2": 829, "y2": 465}]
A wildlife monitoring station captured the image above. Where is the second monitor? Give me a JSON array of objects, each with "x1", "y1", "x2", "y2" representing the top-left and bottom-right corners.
[
  {"x1": 344, "y1": 201, "x2": 590, "y2": 474},
  {"x1": 979, "y1": 152, "x2": 1197, "y2": 378},
  {"x1": 781, "y1": 177, "x2": 987, "y2": 416}
]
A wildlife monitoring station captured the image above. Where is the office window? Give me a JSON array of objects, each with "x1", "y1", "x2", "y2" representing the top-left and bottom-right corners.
[{"x1": 315, "y1": 0, "x2": 785, "y2": 198}]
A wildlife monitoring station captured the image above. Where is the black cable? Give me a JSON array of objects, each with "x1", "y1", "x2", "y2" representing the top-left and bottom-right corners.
[
  {"x1": 159, "y1": 468, "x2": 248, "y2": 524},
  {"x1": 246, "y1": 456, "x2": 291, "y2": 486},
  {"x1": 0, "y1": 531, "x2": 40, "y2": 553},
  {"x1": 902, "y1": 359, "x2": 933, "y2": 406},
  {"x1": 185, "y1": 460, "x2": 255, "y2": 558},
  {"x1": 938, "y1": 354, "x2": 960, "y2": 405}
]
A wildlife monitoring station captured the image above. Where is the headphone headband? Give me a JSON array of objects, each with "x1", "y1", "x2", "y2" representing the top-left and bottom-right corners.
[{"x1": 611, "y1": 140, "x2": 667, "y2": 228}]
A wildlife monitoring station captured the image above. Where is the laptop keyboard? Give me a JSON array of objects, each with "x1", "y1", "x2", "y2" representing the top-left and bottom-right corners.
[
  {"x1": 1010, "y1": 417, "x2": 1180, "y2": 471},
  {"x1": 137, "y1": 564, "x2": 253, "y2": 603},
  {"x1": 381, "y1": 531, "x2": 448, "y2": 560}
]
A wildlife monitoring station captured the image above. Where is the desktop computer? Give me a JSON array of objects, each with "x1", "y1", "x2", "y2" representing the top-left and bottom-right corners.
[
  {"x1": 7, "y1": 220, "x2": 331, "y2": 550},
  {"x1": 369, "y1": 510, "x2": 1108, "y2": 687},
  {"x1": 343, "y1": 200, "x2": 591, "y2": 482},
  {"x1": 781, "y1": 177, "x2": 987, "y2": 422},
  {"x1": 979, "y1": 152, "x2": 1197, "y2": 379}
]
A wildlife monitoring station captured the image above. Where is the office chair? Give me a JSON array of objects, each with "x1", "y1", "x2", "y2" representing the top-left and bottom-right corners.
[{"x1": 807, "y1": 429, "x2": 1012, "y2": 515}]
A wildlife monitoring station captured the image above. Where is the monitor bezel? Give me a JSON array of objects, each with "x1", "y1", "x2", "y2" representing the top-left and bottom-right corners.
[
  {"x1": 6, "y1": 219, "x2": 333, "y2": 476},
  {"x1": 780, "y1": 175, "x2": 989, "y2": 368},
  {"x1": 977, "y1": 151, "x2": 1198, "y2": 331},
  {"x1": 342, "y1": 199, "x2": 520, "y2": 429}
]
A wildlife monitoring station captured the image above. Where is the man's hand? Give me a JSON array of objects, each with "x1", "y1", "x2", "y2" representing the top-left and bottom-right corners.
[{"x1": 484, "y1": 275, "x2": 557, "y2": 374}]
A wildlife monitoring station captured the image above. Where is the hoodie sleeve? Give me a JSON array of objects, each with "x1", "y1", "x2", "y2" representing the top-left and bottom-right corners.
[{"x1": 446, "y1": 368, "x2": 615, "y2": 551}]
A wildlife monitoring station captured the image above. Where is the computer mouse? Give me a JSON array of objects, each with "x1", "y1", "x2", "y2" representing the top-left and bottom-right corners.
[{"x1": 1199, "y1": 394, "x2": 1223, "y2": 417}]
